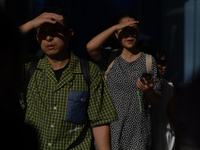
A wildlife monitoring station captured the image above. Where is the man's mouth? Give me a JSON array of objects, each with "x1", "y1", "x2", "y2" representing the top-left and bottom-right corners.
[
  {"x1": 161, "y1": 71, "x2": 165, "y2": 76},
  {"x1": 47, "y1": 44, "x2": 55, "y2": 50}
]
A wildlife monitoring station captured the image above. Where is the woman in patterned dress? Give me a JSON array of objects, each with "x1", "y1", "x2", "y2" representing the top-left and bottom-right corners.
[{"x1": 87, "y1": 13, "x2": 162, "y2": 150}]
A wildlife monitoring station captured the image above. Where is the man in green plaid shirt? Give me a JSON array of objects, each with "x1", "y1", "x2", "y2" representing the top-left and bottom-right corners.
[{"x1": 19, "y1": 6, "x2": 117, "y2": 149}]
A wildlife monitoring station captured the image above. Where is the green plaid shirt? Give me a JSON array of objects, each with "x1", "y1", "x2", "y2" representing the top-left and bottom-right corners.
[{"x1": 20, "y1": 52, "x2": 117, "y2": 149}]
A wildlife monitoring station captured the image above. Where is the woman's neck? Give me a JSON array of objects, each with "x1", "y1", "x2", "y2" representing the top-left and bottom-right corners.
[{"x1": 120, "y1": 47, "x2": 142, "y2": 62}]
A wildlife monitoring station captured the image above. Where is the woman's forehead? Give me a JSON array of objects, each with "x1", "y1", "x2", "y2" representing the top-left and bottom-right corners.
[
  {"x1": 119, "y1": 17, "x2": 136, "y2": 23},
  {"x1": 119, "y1": 17, "x2": 139, "y2": 29}
]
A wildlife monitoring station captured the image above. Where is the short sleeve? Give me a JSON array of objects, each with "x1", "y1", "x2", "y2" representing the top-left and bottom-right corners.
[
  {"x1": 87, "y1": 61, "x2": 118, "y2": 127},
  {"x1": 151, "y1": 56, "x2": 162, "y2": 93},
  {"x1": 95, "y1": 47, "x2": 112, "y2": 73},
  {"x1": 19, "y1": 53, "x2": 39, "y2": 108}
]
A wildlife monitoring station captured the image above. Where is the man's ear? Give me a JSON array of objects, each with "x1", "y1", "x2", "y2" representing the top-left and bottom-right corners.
[
  {"x1": 36, "y1": 28, "x2": 41, "y2": 44},
  {"x1": 36, "y1": 34, "x2": 42, "y2": 44},
  {"x1": 68, "y1": 29, "x2": 74, "y2": 40}
]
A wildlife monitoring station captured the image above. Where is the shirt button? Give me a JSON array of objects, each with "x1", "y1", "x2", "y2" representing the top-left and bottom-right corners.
[
  {"x1": 51, "y1": 124, "x2": 54, "y2": 128},
  {"x1": 53, "y1": 106, "x2": 57, "y2": 110},
  {"x1": 48, "y1": 143, "x2": 51, "y2": 146}
]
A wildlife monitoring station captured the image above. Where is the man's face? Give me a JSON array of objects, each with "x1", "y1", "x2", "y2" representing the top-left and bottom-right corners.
[
  {"x1": 115, "y1": 17, "x2": 139, "y2": 50},
  {"x1": 157, "y1": 55, "x2": 167, "y2": 77},
  {"x1": 36, "y1": 20, "x2": 73, "y2": 58}
]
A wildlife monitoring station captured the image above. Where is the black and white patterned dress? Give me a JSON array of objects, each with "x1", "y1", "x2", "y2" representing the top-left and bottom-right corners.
[{"x1": 97, "y1": 49, "x2": 161, "y2": 150}]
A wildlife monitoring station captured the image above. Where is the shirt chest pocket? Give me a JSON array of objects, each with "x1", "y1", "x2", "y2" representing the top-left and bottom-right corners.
[{"x1": 65, "y1": 91, "x2": 89, "y2": 124}]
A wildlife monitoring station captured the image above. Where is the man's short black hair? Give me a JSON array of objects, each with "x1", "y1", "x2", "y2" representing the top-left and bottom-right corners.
[
  {"x1": 140, "y1": 45, "x2": 166, "y2": 61},
  {"x1": 37, "y1": 6, "x2": 72, "y2": 29}
]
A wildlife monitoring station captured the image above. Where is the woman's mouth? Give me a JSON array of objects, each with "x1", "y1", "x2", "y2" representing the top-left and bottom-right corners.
[{"x1": 126, "y1": 39, "x2": 134, "y2": 44}]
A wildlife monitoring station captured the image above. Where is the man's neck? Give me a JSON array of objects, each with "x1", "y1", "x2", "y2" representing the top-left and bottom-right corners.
[{"x1": 46, "y1": 53, "x2": 70, "y2": 70}]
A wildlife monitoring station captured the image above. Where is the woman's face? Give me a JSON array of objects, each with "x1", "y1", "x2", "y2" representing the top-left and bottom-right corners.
[
  {"x1": 157, "y1": 55, "x2": 167, "y2": 77},
  {"x1": 115, "y1": 17, "x2": 139, "y2": 50}
]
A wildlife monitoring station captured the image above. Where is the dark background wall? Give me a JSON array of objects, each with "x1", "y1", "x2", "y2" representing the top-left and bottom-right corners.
[
  {"x1": 3, "y1": 0, "x2": 199, "y2": 85},
  {"x1": 5, "y1": 0, "x2": 192, "y2": 85},
  {"x1": 1, "y1": 0, "x2": 184, "y2": 85}
]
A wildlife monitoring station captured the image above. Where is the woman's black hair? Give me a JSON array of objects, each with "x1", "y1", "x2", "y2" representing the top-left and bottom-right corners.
[
  {"x1": 117, "y1": 12, "x2": 140, "y2": 29},
  {"x1": 37, "y1": 6, "x2": 72, "y2": 29}
]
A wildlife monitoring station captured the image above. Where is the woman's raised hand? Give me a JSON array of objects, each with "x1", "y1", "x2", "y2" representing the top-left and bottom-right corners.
[{"x1": 114, "y1": 20, "x2": 139, "y2": 31}]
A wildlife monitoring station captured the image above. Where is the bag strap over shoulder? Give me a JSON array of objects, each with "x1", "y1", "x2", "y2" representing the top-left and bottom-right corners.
[
  {"x1": 146, "y1": 54, "x2": 152, "y2": 73},
  {"x1": 104, "y1": 60, "x2": 115, "y2": 81},
  {"x1": 104, "y1": 49, "x2": 119, "y2": 81},
  {"x1": 80, "y1": 58, "x2": 90, "y2": 88},
  {"x1": 105, "y1": 53, "x2": 152, "y2": 80}
]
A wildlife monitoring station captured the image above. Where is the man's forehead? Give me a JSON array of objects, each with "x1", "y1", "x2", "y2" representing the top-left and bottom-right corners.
[{"x1": 39, "y1": 22, "x2": 66, "y2": 29}]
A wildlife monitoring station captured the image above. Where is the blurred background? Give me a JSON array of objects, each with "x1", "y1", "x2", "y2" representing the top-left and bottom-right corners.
[{"x1": 1, "y1": 0, "x2": 200, "y2": 149}]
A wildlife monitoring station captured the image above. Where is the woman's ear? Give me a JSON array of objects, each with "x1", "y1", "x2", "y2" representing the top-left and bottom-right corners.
[
  {"x1": 36, "y1": 35, "x2": 39, "y2": 42},
  {"x1": 115, "y1": 31, "x2": 119, "y2": 39}
]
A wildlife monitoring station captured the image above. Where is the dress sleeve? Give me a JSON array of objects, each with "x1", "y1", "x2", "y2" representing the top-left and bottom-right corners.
[
  {"x1": 87, "y1": 61, "x2": 118, "y2": 127},
  {"x1": 95, "y1": 47, "x2": 112, "y2": 73},
  {"x1": 151, "y1": 56, "x2": 162, "y2": 93}
]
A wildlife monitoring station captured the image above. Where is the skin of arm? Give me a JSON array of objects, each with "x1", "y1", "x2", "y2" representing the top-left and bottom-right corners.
[
  {"x1": 86, "y1": 21, "x2": 139, "y2": 62},
  {"x1": 137, "y1": 78, "x2": 161, "y2": 104},
  {"x1": 18, "y1": 12, "x2": 63, "y2": 35},
  {"x1": 167, "y1": 87, "x2": 180, "y2": 150},
  {"x1": 92, "y1": 124, "x2": 111, "y2": 150}
]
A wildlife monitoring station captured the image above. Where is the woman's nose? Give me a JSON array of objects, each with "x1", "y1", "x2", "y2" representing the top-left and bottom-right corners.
[{"x1": 46, "y1": 35, "x2": 53, "y2": 41}]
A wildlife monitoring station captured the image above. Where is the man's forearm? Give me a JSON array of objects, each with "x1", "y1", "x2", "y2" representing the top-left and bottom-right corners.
[
  {"x1": 92, "y1": 124, "x2": 111, "y2": 150},
  {"x1": 18, "y1": 21, "x2": 33, "y2": 35},
  {"x1": 145, "y1": 91, "x2": 161, "y2": 104}
]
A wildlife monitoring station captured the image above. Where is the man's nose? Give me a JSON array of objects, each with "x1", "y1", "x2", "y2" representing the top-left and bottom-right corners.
[{"x1": 163, "y1": 66, "x2": 167, "y2": 70}]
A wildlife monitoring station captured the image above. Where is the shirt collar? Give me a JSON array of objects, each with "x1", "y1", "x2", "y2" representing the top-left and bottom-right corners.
[{"x1": 36, "y1": 52, "x2": 82, "y2": 74}]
